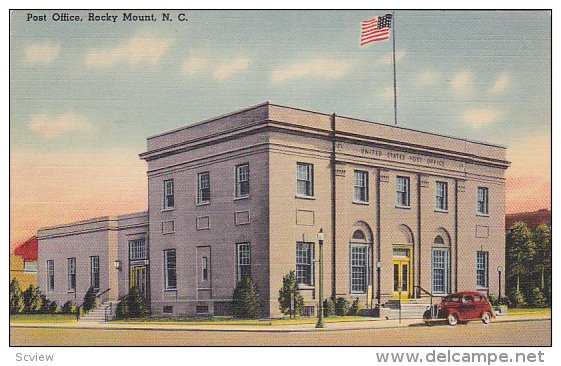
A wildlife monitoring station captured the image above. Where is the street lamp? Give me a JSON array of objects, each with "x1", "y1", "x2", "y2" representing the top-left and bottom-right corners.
[
  {"x1": 497, "y1": 266, "x2": 503, "y2": 304},
  {"x1": 376, "y1": 261, "x2": 382, "y2": 308},
  {"x1": 316, "y1": 228, "x2": 325, "y2": 329},
  {"x1": 114, "y1": 260, "x2": 122, "y2": 271}
]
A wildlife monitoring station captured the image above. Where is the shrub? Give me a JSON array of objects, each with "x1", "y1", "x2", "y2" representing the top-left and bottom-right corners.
[
  {"x1": 115, "y1": 299, "x2": 129, "y2": 319},
  {"x1": 278, "y1": 271, "x2": 304, "y2": 318},
  {"x1": 116, "y1": 287, "x2": 149, "y2": 318},
  {"x1": 348, "y1": 298, "x2": 360, "y2": 316},
  {"x1": 82, "y1": 287, "x2": 100, "y2": 312},
  {"x1": 323, "y1": 299, "x2": 335, "y2": 318},
  {"x1": 232, "y1": 277, "x2": 261, "y2": 319},
  {"x1": 9, "y1": 279, "x2": 25, "y2": 314},
  {"x1": 530, "y1": 287, "x2": 547, "y2": 308},
  {"x1": 61, "y1": 301, "x2": 77, "y2": 314},
  {"x1": 49, "y1": 301, "x2": 59, "y2": 314},
  {"x1": 509, "y1": 289, "x2": 527, "y2": 308},
  {"x1": 335, "y1": 297, "x2": 349, "y2": 316},
  {"x1": 39, "y1": 294, "x2": 51, "y2": 314},
  {"x1": 23, "y1": 285, "x2": 43, "y2": 313}
]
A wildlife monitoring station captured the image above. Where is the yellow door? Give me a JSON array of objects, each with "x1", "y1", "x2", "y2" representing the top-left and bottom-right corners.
[
  {"x1": 130, "y1": 266, "x2": 147, "y2": 295},
  {"x1": 393, "y1": 257, "x2": 412, "y2": 300}
]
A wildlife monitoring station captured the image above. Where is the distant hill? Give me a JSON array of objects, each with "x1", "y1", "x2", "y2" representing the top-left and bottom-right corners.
[{"x1": 505, "y1": 209, "x2": 551, "y2": 230}]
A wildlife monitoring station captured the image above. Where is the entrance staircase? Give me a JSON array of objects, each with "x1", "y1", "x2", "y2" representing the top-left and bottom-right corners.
[
  {"x1": 381, "y1": 298, "x2": 433, "y2": 320},
  {"x1": 78, "y1": 301, "x2": 118, "y2": 323}
]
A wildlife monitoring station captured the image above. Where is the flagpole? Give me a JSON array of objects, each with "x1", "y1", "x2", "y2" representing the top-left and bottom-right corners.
[{"x1": 392, "y1": 11, "x2": 398, "y2": 125}]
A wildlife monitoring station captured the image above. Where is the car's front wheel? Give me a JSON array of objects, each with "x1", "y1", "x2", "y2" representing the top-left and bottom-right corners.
[
  {"x1": 481, "y1": 311, "x2": 492, "y2": 324},
  {"x1": 447, "y1": 313, "x2": 458, "y2": 326}
]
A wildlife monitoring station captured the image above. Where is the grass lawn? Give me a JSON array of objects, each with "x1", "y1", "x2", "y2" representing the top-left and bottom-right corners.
[
  {"x1": 112, "y1": 315, "x2": 374, "y2": 326},
  {"x1": 10, "y1": 314, "x2": 77, "y2": 324},
  {"x1": 506, "y1": 308, "x2": 551, "y2": 317}
]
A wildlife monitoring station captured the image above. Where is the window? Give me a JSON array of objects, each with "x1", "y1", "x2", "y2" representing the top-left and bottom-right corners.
[
  {"x1": 396, "y1": 176, "x2": 410, "y2": 207},
  {"x1": 47, "y1": 260, "x2": 54, "y2": 291},
  {"x1": 236, "y1": 164, "x2": 250, "y2": 197},
  {"x1": 197, "y1": 172, "x2": 210, "y2": 204},
  {"x1": 350, "y1": 245, "x2": 369, "y2": 293},
  {"x1": 164, "y1": 249, "x2": 177, "y2": 290},
  {"x1": 436, "y1": 181, "x2": 448, "y2": 210},
  {"x1": 24, "y1": 262, "x2": 37, "y2": 273},
  {"x1": 476, "y1": 251, "x2": 489, "y2": 288},
  {"x1": 90, "y1": 256, "x2": 100, "y2": 291},
  {"x1": 236, "y1": 243, "x2": 251, "y2": 282},
  {"x1": 432, "y1": 248, "x2": 450, "y2": 294},
  {"x1": 163, "y1": 306, "x2": 173, "y2": 314},
  {"x1": 296, "y1": 163, "x2": 314, "y2": 197},
  {"x1": 296, "y1": 242, "x2": 314, "y2": 286},
  {"x1": 353, "y1": 170, "x2": 369, "y2": 203},
  {"x1": 164, "y1": 179, "x2": 174, "y2": 209},
  {"x1": 129, "y1": 239, "x2": 147, "y2": 260},
  {"x1": 67, "y1": 258, "x2": 76, "y2": 292},
  {"x1": 202, "y1": 256, "x2": 209, "y2": 281},
  {"x1": 477, "y1": 187, "x2": 489, "y2": 215}
]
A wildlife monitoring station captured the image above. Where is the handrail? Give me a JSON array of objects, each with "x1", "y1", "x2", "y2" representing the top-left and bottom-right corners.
[
  {"x1": 413, "y1": 285, "x2": 437, "y2": 319},
  {"x1": 96, "y1": 288, "x2": 111, "y2": 298}
]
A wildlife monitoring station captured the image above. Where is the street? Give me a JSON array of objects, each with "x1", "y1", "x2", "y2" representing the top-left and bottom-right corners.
[{"x1": 10, "y1": 319, "x2": 551, "y2": 346}]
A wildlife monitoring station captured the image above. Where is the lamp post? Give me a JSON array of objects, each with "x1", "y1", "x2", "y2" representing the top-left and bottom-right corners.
[
  {"x1": 316, "y1": 228, "x2": 325, "y2": 329},
  {"x1": 398, "y1": 285, "x2": 402, "y2": 324},
  {"x1": 376, "y1": 261, "x2": 382, "y2": 308},
  {"x1": 497, "y1": 266, "x2": 503, "y2": 305},
  {"x1": 114, "y1": 260, "x2": 122, "y2": 271}
]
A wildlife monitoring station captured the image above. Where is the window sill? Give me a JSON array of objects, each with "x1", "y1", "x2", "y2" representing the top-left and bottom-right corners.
[
  {"x1": 298, "y1": 285, "x2": 315, "y2": 290},
  {"x1": 435, "y1": 209, "x2": 449, "y2": 213},
  {"x1": 162, "y1": 207, "x2": 174, "y2": 212},
  {"x1": 67, "y1": 290, "x2": 75, "y2": 294},
  {"x1": 295, "y1": 195, "x2": 315, "y2": 200},
  {"x1": 196, "y1": 201, "x2": 210, "y2": 207},
  {"x1": 234, "y1": 195, "x2": 250, "y2": 201},
  {"x1": 350, "y1": 291, "x2": 367, "y2": 295},
  {"x1": 164, "y1": 288, "x2": 177, "y2": 292},
  {"x1": 162, "y1": 231, "x2": 175, "y2": 235},
  {"x1": 197, "y1": 287, "x2": 212, "y2": 291},
  {"x1": 352, "y1": 201, "x2": 370, "y2": 206},
  {"x1": 395, "y1": 205, "x2": 411, "y2": 210},
  {"x1": 476, "y1": 213, "x2": 490, "y2": 217}
]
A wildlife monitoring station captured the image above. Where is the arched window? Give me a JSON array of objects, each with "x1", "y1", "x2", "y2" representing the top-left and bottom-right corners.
[
  {"x1": 434, "y1": 235, "x2": 445, "y2": 245},
  {"x1": 352, "y1": 230, "x2": 366, "y2": 241}
]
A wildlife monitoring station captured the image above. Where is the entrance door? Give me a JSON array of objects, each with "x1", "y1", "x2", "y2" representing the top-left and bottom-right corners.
[
  {"x1": 393, "y1": 248, "x2": 412, "y2": 299},
  {"x1": 130, "y1": 266, "x2": 147, "y2": 295}
]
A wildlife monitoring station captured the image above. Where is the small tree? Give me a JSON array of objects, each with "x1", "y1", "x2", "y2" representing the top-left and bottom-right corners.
[
  {"x1": 530, "y1": 287, "x2": 547, "y2": 308},
  {"x1": 49, "y1": 301, "x2": 59, "y2": 314},
  {"x1": 23, "y1": 285, "x2": 43, "y2": 313},
  {"x1": 232, "y1": 277, "x2": 261, "y2": 319},
  {"x1": 278, "y1": 271, "x2": 304, "y2": 318},
  {"x1": 39, "y1": 294, "x2": 51, "y2": 314},
  {"x1": 124, "y1": 286, "x2": 150, "y2": 318},
  {"x1": 115, "y1": 299, "x2": 129, "y2": 319},
  {"x1": 509, "y1": 289, "x2": 527, "y2": 308},
  {"x1": 82, "y1": 287, "x2": 99, "y2": 312},
  {"x1": 348, "y1": 298, "x2": 360, "y2": 316},
  {"x1": 61, "y1": 301, "x2": 77, "y2": 314},
  {"x1": 335, "y1": 297, "x2": 349, "y2": 316},
  {"x1": 9, "y1": 279, "x2": 25, "y2": 314},
  {"x1": 323, "y1": 299, "x2": 335, "y2": 318}
]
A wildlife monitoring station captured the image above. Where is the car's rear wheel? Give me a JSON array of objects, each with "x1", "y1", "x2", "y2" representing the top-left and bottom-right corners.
[
  {"x1": 481, "y1": 311, "x2": 492, "y2": 324},
  {"x1": 447, "y1": 313, "x2": 458, "y2": 326}
]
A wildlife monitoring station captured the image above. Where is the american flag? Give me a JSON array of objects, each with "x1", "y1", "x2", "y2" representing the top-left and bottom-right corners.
[{"x1": 360, "y1": 14, "x2": 392, "y2": 45}]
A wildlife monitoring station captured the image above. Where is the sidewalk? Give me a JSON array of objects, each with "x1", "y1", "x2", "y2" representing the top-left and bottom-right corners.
[{"x1": 10, "y1": 314, "x2": 551, "y2": 333}]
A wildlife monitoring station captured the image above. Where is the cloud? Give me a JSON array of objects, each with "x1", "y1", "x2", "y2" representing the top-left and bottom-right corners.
[
  {"x1": 463, "y1": 107, "x2": 502, "y2": 128},
  {"x1": 271, "y1": 58, "x2": 352, "y2": 83},
  {"x1": 450, "y1": 72, "x2": 473, "y2": 95},
  {"x1": 24, "y1": 42, "x2": 61, "y2": 65},
  {"x1": 418, "y1": 71, "x2": 441, "y2": 84},
  {"x1": 376, "y1": 50, "x2": 405, "y2": 66},
  {"x1": 212, "y1": 57, "x2": 252, "y2": 80},
  {"x1": 85, "y1": 36, "x2": 172, "y2": 69},
  {"x1": 490, "y1": 73, "x2": 511, "y2": 93},
  {"x1": 29, "y1": 112, "x2": 91, "y2": 139},
  {"x1": 181, "y1": 54, "x2": 209, "y2": 75}
]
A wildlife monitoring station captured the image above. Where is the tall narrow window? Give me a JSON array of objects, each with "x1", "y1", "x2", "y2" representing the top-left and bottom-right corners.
[
  {"x1": 431, "y1": 248, "x2": 450, "y2": 294},
  {"x1": 90, "y1": 256, "x2": 100, "y2": 291},
  {"x1": 477, "y1": 251, "x2": 489, "y2": 288},
  {"x1": 477, "y1": 187, "x2": 489, "y2": 215},
  {"x1": 202, "y1": 256, "x2": 209, "y2": 281},
  {"x1": 353, "y1": 170, "x2": 369, "y2": 203},
  {"x1": 396, "y1": 176, "x2": 410, "y2": 207},
  {"x1": 164, "y1": 249, "x2": 177, "y2": 290},
  {"x1": 436, "y1": 181, "x2": 448, "y2": 211},
  {"x1": 236, "y1": 163, "x2": 250, "y2": 197},
  {"x1": 296, "y1": 163, "x2": 314, "y2": 197},
  {"x1": 236, "y1": 243, "x2": 251, "y2": 282},
  {"x1": 47, "y1": 260, "x2": 54, "y2": 291},
  {"x1": 296, "y1": 242, "x2": 314, "y2": 286},
  {"x1": 197, "y1": 172, "x2": 210, "y2": 204},
  {"x1": 164, "y1": 179, "x2": 174, "y2": 209},
  {"x1": 129, "y1": 239, "x2": 147, "y2": 260},
  {"x1": 350, "y1": 245, "x2": 369, "y2": 293},
  {"x1": 67, "y1": 258, "x2": 76, "y2": 292}
]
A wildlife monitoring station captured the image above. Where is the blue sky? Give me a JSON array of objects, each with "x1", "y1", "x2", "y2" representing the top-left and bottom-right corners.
[{"x1": 9, "y1": 10, "x2": 551, "y2": 246}]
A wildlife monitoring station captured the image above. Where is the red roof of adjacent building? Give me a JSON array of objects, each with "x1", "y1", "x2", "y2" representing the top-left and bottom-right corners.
[
  {"x1": 505, "y1": 209, "x2": 551, "y2": 231},
  {"x1": 13, "y1": 236, "x2": 38, "y2": 262}
]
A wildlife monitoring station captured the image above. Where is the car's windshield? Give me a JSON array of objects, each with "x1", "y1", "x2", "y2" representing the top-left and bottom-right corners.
[{"x1": 443, "y1": 295, "x2": 460, "y2": 303}]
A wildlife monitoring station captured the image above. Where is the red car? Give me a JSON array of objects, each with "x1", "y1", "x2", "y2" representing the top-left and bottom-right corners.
[{"x1": 423, "y1": 291, "x2": 495, "y2": 326}]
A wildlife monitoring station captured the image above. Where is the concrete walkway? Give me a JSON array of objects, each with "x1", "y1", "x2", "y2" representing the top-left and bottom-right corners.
[{"x1": 10, "y1": 314, "x2": 550, "y2": 333}]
